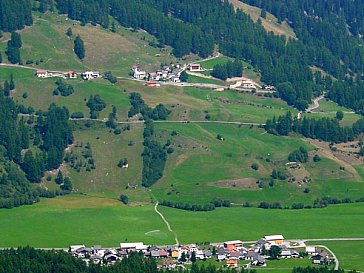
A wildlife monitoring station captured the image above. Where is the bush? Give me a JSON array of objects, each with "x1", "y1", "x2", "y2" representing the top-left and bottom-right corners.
[
  {"x1": 119, "y1": 194, "x2": 129, "y2": 205},
  {"x1": 70, "y1": 112, "x2": 84, "y2": 119},
  {"x1": 288, "y1": 147, "x2": 308, "y2": 163},
  {"x1": 251, "y1": 163, "x2": 259, "y2": 170},
  {"x1": 313, "y1": 154, "x2": 321, "y2": 162}
]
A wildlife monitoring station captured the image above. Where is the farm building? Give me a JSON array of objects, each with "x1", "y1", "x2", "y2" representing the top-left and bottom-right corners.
[
  {"x1": 82, "y1": 71, "x2": 102, "y2": 80},
  {"x1": 263, "y1": 235, "x2": 285, "y2": 245},
  {"x1": 36, "y1": 70, "x2": 49, "y2": 78},
  {"x1": 189, "y1": 63, "x2": 203, "y2": 72},
  {"x1": 119, "y1": 242, "x2": 147, "y2": 252},
  {"x1": 224, "y1": 240, "x2": 243, "y2": 250},
  {"x1": 65, "y1": 71, "x2": 77, "y2": 79}
]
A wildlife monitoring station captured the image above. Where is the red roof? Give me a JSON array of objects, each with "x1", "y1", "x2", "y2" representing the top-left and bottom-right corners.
[
  {"x1": 36, "y1": 69, "x2": 47, "y2": 73},
  {"x1": 65, "y1": 71, "x2": 75, "y2": 74}
]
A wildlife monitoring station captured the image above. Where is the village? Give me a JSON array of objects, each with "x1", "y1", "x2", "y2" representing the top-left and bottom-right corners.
[
  {"x1": 68, "y1": 235, "x2": 333, "y2": 270},
  {"x1": 34, "y1": 61, "x2": 275, "y2": 92}
]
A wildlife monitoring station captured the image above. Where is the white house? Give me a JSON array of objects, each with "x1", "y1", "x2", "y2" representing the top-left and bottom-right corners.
[
  {"x1": 82, "y1": 71, "x2": 102, "y2": 80},
  {"x1": 36, "y1": 70, "x2": 49, "y2": 78},
  {"x1": 306, "y1": 246, "x2": 317, "y2": 255},
  {"x1": 70, "y1": 245, "x2": 86, "y2": 252},
  {"x1": 133, "y1": 68, "x2": 147, "y2": 80},
  {"x1": 119, "y1": 242, "x2": 148, "y2": 252},
  {"x1": 241, "y1": 80, "x2": 256, "y2": 89},
  {"x1": 189, "y1": 63, "x2": 203, "y2": 72}
]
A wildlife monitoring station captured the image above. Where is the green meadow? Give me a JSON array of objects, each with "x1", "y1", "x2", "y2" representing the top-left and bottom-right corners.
[
  {"x1": 0, "y1": 195, "x2": 174, "y2": 248},
  {"x1": 160, "y1": 203, "x2": 364, "y2": 244},
  {"x1": 1, "y1": 195, "x2": 363, "y2": 253}
]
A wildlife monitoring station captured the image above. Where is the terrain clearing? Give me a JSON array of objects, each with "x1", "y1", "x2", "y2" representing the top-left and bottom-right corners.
[{"x1": 228, "y1": 0, "x2": 296, "y2": 39}]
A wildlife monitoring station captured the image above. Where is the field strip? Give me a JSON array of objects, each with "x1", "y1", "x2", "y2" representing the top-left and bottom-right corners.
[
  {"x1": 154, "y1": 202, "x2": 179, "y2": 246},
  {"x1": 19, "y1": 114, "x2": 266, "y2": 126}
]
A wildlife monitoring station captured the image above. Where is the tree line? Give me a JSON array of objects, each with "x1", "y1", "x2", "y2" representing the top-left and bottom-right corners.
[
  {"x1": 211, "y1": 60, "x2": 243, "y2": 81},
  {"x1": 128, "y1": 92, "x2": 170, "y2": 187},
  {"x1": 265, "y1": 112, "x2": 364, "y2": 143},
  {"x1": 160, "y1": 198, "x2": 231, "y2": 212}
]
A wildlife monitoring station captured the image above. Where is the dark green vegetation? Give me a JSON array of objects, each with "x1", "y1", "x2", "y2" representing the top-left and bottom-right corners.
[
  {"x1": 0, "y1": 0, "x2": 32, "y2": 31},
  {"x1": 128, "y1": 93, "x2": 171, "y2": 187},
  {"x1": 265, "y1": 112, "x2": 363, "y2": 143},
  {"x1": 0, "y1": 82, "x2": 73, "y2": 208},
  {"x1": 211, "y1": 60, "x2": 243, "y2": 81}
]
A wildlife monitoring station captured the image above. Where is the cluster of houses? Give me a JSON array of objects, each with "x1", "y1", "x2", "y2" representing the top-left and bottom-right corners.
[
  {"x1": 35, "y1": 70, "x2": 102, "y2": 81},
  {"x1": 132, "y1": 64, "x2": 185, "y2": 85},
  {"x1": 68, "y1": 235, "x2": 332, "y2": 270}
]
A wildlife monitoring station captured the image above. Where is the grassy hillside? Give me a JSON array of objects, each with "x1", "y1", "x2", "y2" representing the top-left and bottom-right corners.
[
  {"x1": 0, "y1": 12, "x2": 175, "y2": 76},
  {"x1": 1, "y1": 65, "x2": 363, "y2": 206},
  {"x1": 152, "y1": 122, "x2": 364, "y2": 205},
  {"x1": 228, "y1": 0, "x2": 296, "y2": 39}
]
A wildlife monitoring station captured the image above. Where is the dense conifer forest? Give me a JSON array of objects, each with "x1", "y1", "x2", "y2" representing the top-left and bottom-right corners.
[
  {"x1": 0, "y1": 82, "x2": 73, "y2": 208},
  {"x1": 0, "y1": 0, "x2": 32, "y2": 31},
  {"x1": 265, "y1": 112, "x2": 364, "y2": 143}
]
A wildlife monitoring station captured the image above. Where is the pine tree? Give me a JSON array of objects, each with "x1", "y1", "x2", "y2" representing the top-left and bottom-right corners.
[
  {"x1": 74, "y1": 35, "x2": 85, "y2": 60},
  {"x1": 111, "y1": 21, "x2": 116, "y2": 33},
  {"x1": 66, "y1": 27, "x2": 73, "y2": 37},
  {"x1": 55, "y1": 171, "x2": 64, "y2": 185},
  {"x1": 4, "y1": 81, "x2": 10, "y2": 96},
  {"x1": 9, "y1": 74, "x2": 15, "y2": 90}
]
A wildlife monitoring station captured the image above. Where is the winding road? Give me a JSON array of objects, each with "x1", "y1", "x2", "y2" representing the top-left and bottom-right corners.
[
  {"x1": 154, "y1": 202, "x2": 179, "y2": 246},
  {"x1": 306, "y1": 95, "x2": 325, "y2": 112}
]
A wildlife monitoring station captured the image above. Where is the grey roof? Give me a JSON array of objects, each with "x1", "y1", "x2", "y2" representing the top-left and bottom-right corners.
[
  {"x1": 151, "y1": 250, "x2": 160, "y2": 257},
  {"x1": 245, "y1": 252, "x2": 265, "y2": 262},
  {"x1": 203, "y1": 250, "x2": 212, "y2": 256},
  {"x1": 256, "y1": 239, "x2": 266, "y2": 245}
]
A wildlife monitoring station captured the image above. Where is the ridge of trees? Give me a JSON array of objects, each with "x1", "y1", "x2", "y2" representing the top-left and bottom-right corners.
[
  {"x1": 127, "y1": 93, "x2": 170, "y2": 187},
  {"x1": 265, "y1": 112, "x2": 361, "y2": 143}
]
